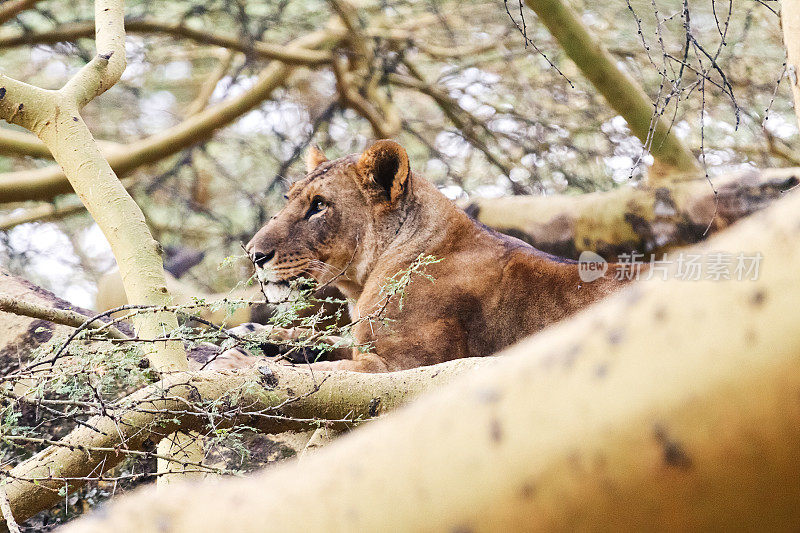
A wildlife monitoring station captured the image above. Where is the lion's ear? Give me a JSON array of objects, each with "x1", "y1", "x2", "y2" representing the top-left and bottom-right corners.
[
  {"x1": 356, "y1": 140, "x2": 410, "y2": 203},
  {"x1": 306, "y1": 145, "x2": 328, "y2": 172}
]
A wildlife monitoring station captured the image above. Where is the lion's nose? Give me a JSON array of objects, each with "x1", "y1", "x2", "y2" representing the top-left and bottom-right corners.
[{"x1": 252, "y1": 250, "x2": 275, "y2": 268}]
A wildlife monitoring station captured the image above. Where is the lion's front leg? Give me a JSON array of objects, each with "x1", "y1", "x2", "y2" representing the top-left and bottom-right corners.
[
  {"x1": 304, "y1": 352, "x2": 390, "y2": 372},
  {"x1": 191, "y1": 323, "x2": 352, "y2": 371}
]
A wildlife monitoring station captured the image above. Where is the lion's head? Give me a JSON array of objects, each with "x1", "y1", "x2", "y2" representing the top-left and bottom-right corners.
[{"x1": 246, "y1": 140, "x2": 412, "y2": 300}]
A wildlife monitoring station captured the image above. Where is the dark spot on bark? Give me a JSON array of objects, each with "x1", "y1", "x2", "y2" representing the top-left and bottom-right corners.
[
  {"x1": 750, "y1": 289, "x2": 766, "y2": 307},
  {"x1": 625, "y1": 286, "x2": 643, "y2": 305},
  {"x1": 72, "y1": 116, "x2": 78, "y2": 122},
  {"x1": 137, "y1": 357, "x2": 150, "y2": 369},
  {"x1": 463, "y1": 202, "x2": 480, "y2": 219},
  {"x1": 17, "y1": 103, "x2": 23, "y2": 111},
  {"x1": 607, "y1": 328, "x2": 624, "y2": 345},
  {"x1": 653, "y1": 187, "x2": 678, "y2": 218},
  {"x1": 594, "y1": 362, "x2": 608, "y2": 378},
  {"x1": 29, "y1": 319, "x2": 53, "y2": 343},
  {"x1": 45, "y1": 121, "x2": 50, "y2": 126},
  {"x1": 188, "y1": 388, "x2": 202, "y2": 403},
  {"x1": 258, "y1": 365, "x2": 278, "y2": 389},
  {"x1": 489, "y1": 417, "x2": 502, "y2": 443},
  {"x1": 99, "y1": 51, "x2": 114, "y2": 60},
  {"x1": 624, "y1": 213, "x2": 654, "y2": 244},
  {"x1": 653, "y1": 306, "x2": 667, "y2": 321},
  {"x1": 0, "y1": 88, "x2": 5, "y2": 100},
  {"x1": 286, "y1": 387, "x2": 295, "y2": 396},
  {"x1": 255, "y1": 341, "x2": 281, "y2": 358},
  {"x1": 368, "y1": 397, "x2": 381, "y2": 417},
  {"x1": 475, "y1": 387, "x2": 501, "y2": 403},
  {"x1": 141, "y1": 438, "x2": 155, "y2": 452},
  {"x1": 518, "y1": 482, "x2": 537, "y2": 500},
  {"x1": 561, "y1": 343, "x2": 582, "y2": 368},
  {"x1": 654, "y1": 423, "x2": 692, "y2": 469}
]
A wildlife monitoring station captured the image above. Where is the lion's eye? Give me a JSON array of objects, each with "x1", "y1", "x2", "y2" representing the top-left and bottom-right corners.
[{"x1": 306, "y1": 196, "x2": 328, "y2": 218}]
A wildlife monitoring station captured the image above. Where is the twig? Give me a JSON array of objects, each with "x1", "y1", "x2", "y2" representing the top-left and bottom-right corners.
[{"x1": 0, "y1": 484, "x2": 20, "y2": 533}]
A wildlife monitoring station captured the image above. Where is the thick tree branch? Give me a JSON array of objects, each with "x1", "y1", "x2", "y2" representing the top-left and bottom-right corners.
[
  {"x1": 467, "y1": 167, "x2": 799, "y2": 259},
  {"x1": 0, "y1": 358, "x2": 492, "y2": 527}
]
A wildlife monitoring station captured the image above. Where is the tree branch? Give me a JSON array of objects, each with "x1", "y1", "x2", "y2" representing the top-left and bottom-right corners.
[
  {"x1": 0, "y1": 295, "x2": 129, "y2": 340},
  {"x1": 0, "y1": 0, "x2": 40, "y2": 27},
  {"x1": 0, "y1": 29, "x2": 342, "y2": 204},
  {"x1": 781, "y1": 0, "x2": 800, "y2": 129},
  {"x1": 0, "y1": 18, "x2": 333, "y2": 66},
  {"x1": 523, "y1": 0, "x2": 700, "y2": 179},
  {"x1": 0, "y1": 358, "x2": 492, "y2": 527},
  {"x1": 466, "y1": 167, "x2": 799, "y2": 259}
]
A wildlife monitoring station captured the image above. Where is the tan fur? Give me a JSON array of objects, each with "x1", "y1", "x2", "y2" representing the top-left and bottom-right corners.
[{"x1": 247, "y1": 140, "x2": 627, "y2": 372}]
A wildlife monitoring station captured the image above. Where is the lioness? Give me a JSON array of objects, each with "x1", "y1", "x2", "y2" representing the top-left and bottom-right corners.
[{"x1": 245, "y1": 140, "x2": 625, "y2": 372}]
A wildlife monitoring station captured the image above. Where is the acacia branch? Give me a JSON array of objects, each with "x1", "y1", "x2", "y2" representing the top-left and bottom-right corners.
[
  {"x1": 466, "y1": 167, "x2": 799, "y2": 258},
  {"x1": 183, "y1": 50, "x2": 235, "y2": 118},
  {"x1": 0, "y1": 29, "x2": 342, "y2": 204},
  {"x1": 0, "y1": 18, "x2": 333, "y2": 66},
  {"x1": 389, "y1": 69, "x2": 516, "y2": 180},
  {"x1": 0, "y1": 0, "x2": 40, "y2": 27},
  {"x1": 522, "y1": 0, "x2": 700, "y2": 179},
  {"x1": 0, "y1": 358, "x2": 492, "y2": 527},
  {"x1": 0, "y1": 295, "x2": 129, "y2": 340},
  {"x1": 0, "y1": 0, "x2": 186, "y2": 371}
]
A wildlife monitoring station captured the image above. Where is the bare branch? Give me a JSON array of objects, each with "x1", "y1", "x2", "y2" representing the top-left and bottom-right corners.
[{"x1": 0, "y1": 295, "x2": 129, "y2": 340}]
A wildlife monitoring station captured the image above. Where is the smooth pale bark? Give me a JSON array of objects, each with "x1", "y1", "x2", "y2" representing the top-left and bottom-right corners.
[
  {"x1": 62, "y1": 186, "x2": 800, "y2": 532},
  {"x1": 523, "y1": 0, "x2": 699, "y2": 178},
  {"x1": 781, "y1": 0, "x2": 800, "y2": 128}
]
